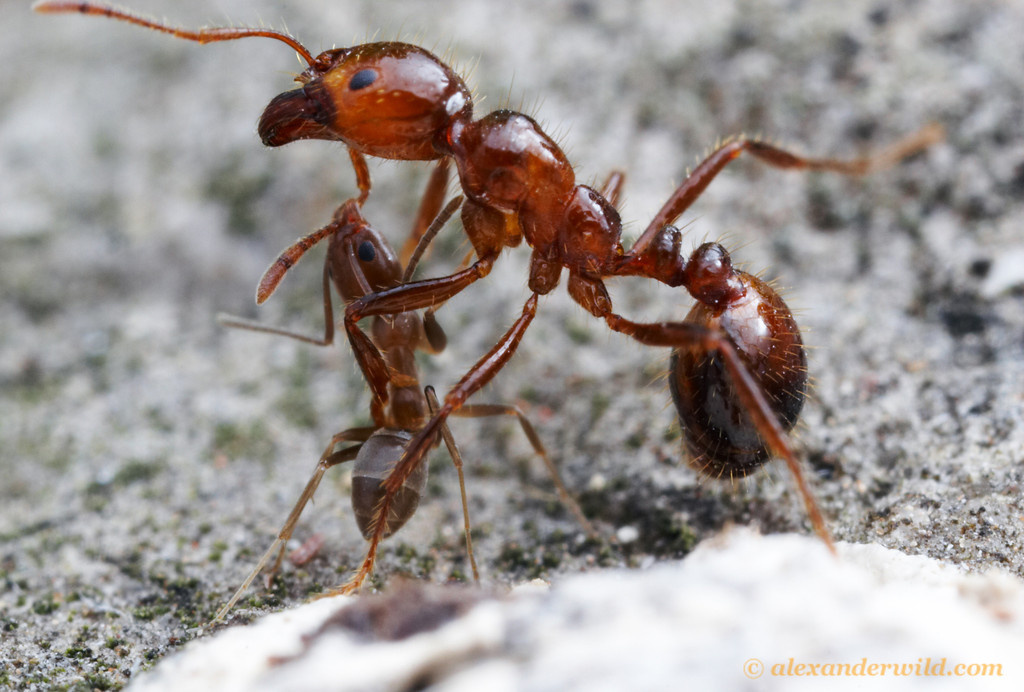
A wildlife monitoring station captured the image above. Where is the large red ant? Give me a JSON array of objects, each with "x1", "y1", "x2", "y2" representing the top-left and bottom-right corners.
[{"x1": 35, "y1": 2, "x2": 943, "y2": 597}]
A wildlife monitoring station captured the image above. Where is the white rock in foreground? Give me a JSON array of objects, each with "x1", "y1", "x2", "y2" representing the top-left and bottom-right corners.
[{"x1": 129, "y1": 530, "x2": 1023, "y2": 691}]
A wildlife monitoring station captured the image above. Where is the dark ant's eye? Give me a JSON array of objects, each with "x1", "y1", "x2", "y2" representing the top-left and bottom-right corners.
[
  {"x1": 349, "y1": 69, "x2": 377, "y2": 91},
  {"x1": 357, "y1": 240, "x2": 376, "y2": 262}
]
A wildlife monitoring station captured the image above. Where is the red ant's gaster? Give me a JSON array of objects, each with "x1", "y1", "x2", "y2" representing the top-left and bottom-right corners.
[{"x1": 36, "y1": 2, "x2": 943, "y2": 598}]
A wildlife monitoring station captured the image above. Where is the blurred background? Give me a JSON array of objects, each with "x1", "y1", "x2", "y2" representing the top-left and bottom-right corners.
[{"x1": 1, "y1": 0, "x2": 1022, "y2": 688}]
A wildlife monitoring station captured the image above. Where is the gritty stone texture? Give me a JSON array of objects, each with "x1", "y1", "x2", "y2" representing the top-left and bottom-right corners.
[
  {"x1": 128, "y1": 531, "x2": 1024, "y2": 691},
  {"x1": 1, "y1": 0, "x2": 1022, "y2": 689}
]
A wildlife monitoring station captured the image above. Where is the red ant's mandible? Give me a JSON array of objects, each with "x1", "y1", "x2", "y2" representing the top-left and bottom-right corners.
[{"x1": 35, "y1": 2, "x2": 944, "y2": 596}]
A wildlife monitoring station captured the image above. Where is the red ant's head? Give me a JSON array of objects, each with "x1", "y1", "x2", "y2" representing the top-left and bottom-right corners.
[
  {"x1": 259, "y1": 43, "x2": 472, "y2": 160},
  {"x1": 31, "y1": 5, "x2": 473, "y2": 161}
]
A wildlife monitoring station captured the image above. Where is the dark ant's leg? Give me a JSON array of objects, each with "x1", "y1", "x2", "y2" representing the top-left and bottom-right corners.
[
  {"x1": 399, "y1": 158, "x2": 452, "y2": 267},
  {"x1": 602, "y1": 311, "x2": 834, "y2": 554},
  {"x1": 425, "y1": 386, "x2": 480, "y2": 582},
  {"x1": 629, "y1": 124, "x2": 944, "y2": 256},
  {"x1": 239, "y1": 193, "x2": 463, "y2": 404},
  {"x1": 255, "y1": 201, "x2": 360, "y2": 304},
  {"x1": 212, "y1": 427, "x2": 376, "y2": 622},
  {"x1": 300, "y1": 194, "x2": 462, "y2": 406},
  {"x1": 218, "y1": 262, "x2": 337, "y2": 346},
  {"x1": 452, "y1": 403, "x2": 596, "y2": 537},
  {"x1": 329, "y1": 294, "x2": 540, "y2": 595},
  {"x1": 221, "y1": 207, "x2": 394, "y2": 412},
  {"x1": 252, "y1": 149, "x2": 373, "y2": 303}
]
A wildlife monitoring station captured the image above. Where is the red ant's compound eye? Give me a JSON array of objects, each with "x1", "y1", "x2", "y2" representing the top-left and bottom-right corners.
[{"x1": 349, "y1": 69, "x2": 377, "y2": 90}]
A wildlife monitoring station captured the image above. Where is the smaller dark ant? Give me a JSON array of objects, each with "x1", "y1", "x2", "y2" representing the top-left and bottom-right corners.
[{"x1": 212, "y1": 161, "x2": 592, "y2": 621}]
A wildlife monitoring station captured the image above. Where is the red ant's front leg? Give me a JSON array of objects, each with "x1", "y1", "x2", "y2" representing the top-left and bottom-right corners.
[
  {"x1": 342, "y1": 241, "x2": 500, "y2": 399},
  {"x1": 332, "y1": 293, "x2": 540, "y2": 594},
  {"x1": 342, "y1": 199, "x2": 509, "y2": 401}
]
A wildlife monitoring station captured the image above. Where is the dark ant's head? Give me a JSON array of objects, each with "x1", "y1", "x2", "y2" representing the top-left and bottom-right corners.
[
  {"x1": 325, "y1": 202, "x2": 402, "y2": 302},
  {"x1": 259, "y1": 43, "x2": 472, "y2": 160}
]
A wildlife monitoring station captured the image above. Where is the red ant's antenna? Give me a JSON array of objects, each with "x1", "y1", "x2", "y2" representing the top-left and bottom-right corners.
[{"x1": 32, "y1": 1, "x2": 317, "y2": 67}]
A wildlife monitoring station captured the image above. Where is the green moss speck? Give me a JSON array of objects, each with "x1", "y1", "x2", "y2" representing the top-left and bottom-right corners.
[
  {"x1": 626, "y1": 432, "x2": 645, "y2": 449},
  {"x1": 112, "y1": 459, "x2": 163, "y2": 486},
  {"x1": 131, "y1": 604, "x2": 170, "y2": 621},
  {"x1": 77, "y1": 673, "x2": 116, "y2": 691},
  {"x1": 497, "y1": 543, "x2": 528, "y2": 570},
  {"x1": 417, "y1": 554, "x2": 437, "y2": 575},
  {"x1": 205, "y1": 154, "x2": 273, "y2": 236},
  {"x1": 566, "y1": 319, "x2": 593, "y2": 344},
  {"x1": 277, "y1": 351, "x2": 319, "y2": 429},
  {"x1": 211, "y1": 421, "x2": 276, "y2": 465},
  {"x1": 63, "y1": 646, "x2": 92, "y2": 660},
  {"x1": 208, "y1": 540, "x2": 228, "y2": 563},
  {"x1": 32, "y1": 594, "x2": 59, "y2": 615},
  {"x1": 590, "y1": 393, "x2": 611, "y2": 424},
  {"x1": 393, "y1": 543, "x2": 418, "y2": 563}
]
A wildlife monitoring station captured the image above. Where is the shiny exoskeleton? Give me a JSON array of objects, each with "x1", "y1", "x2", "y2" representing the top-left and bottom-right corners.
[
  {"x1": 669, "y1": 252, "x2": 807, "y2": 478},
  {"x1": 212, "y1": 186, "x2": 591, "y2": 620},
  {"x1": 249, "y1": 40, "x2": 938, "y2": 599},
  {"x1": 37, "y1": 2, "x2": 943, "y2": 597},
  {"x1": 209, "y1": 196, "x2": 454, "y2": 621}
]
